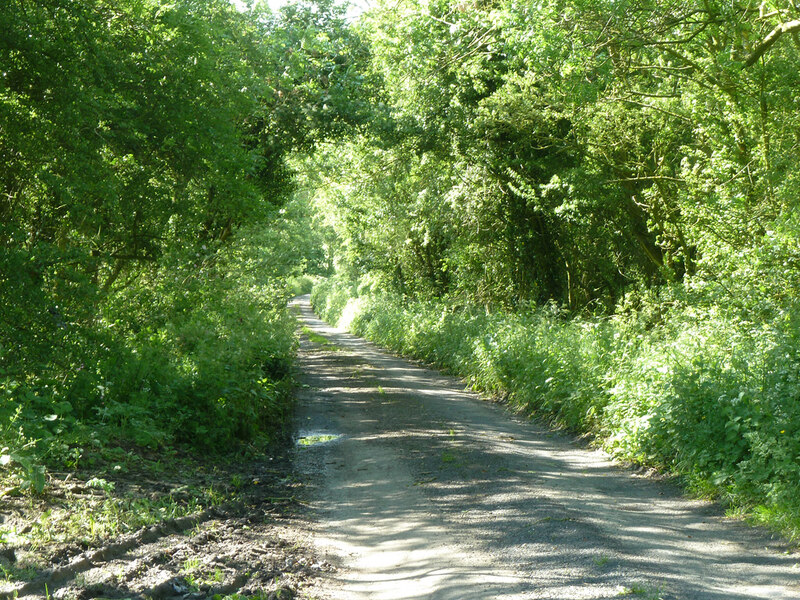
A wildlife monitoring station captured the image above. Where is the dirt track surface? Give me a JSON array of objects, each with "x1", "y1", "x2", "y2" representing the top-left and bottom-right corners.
[
  {"x1": 291, "y1": 296, "x2": 800, "y2": 600},
  {"x1": 0, "y1": 446, "x2": 326, "y2": 600}
]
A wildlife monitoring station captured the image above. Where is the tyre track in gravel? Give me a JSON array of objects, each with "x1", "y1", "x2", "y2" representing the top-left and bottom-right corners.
[
  {"x1": 291, "y1": 295, "x2": 800, "y2": 600},
  {"x1": 1, "y1": 511, "x2": 217, "y2": 599}
]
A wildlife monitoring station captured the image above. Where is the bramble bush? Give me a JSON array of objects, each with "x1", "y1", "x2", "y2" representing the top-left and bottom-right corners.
[{"x1": 312, "y1": 277, "x2": 800, "y2": 542}]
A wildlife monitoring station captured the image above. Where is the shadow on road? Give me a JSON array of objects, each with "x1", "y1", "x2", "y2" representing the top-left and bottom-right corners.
[{"x1": 293, "y1": 295, "x2": 800, "y2": 600}]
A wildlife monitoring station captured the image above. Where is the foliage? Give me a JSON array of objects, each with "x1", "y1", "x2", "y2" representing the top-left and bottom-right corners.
[
  {"x1": 313, "y1": 278, "x2": 800, "y2": 542},
  {"x1": 288, "y1": 274, "x2": 320, "y2": 296},
  {"x1": 295, "y1": 0, "x2": 800, "y2": 541},
  {"x1": 310, "y1": 276, "x2": 357, "y2": 323},
  {"x1": 0, "y1": 229, "x2": 299, "y2": 494},
  {"x1": 3, "y1": 0, "x2": 800, "y2": 549},
  {"x1": 301, "y1": 0, "x2": 800, "y2": 312},
  {"x1": 0, "y1": 0, "x2": 371, "y2": 493}
]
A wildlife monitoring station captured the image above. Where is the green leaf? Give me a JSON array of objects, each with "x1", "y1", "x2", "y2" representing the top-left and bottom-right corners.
[{"x1": 29, "y1": 465, "x2": 46, "y2": 495}]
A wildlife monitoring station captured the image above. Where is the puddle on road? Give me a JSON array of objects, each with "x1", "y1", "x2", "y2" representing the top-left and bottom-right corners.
[{"x1": 297, "y1": 432, "x2": 342, "y2": 447}]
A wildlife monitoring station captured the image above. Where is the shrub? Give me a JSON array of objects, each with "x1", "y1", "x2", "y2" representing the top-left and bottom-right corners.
[{"x1": 0, "y1": 236, "x2": 299, "y2": 495}]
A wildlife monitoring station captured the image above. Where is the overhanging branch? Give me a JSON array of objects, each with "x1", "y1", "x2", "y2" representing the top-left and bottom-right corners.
[{"x1": 744, "y1": 19, "x2": 800, "y2": 67}]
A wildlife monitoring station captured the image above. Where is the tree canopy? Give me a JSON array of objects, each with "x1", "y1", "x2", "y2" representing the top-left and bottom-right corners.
[
  {"x1": 0, "y1": 0, "x2": 371, "y2": 468},
  {"x1": 301, "y1": 0, "x2": 800, "y2": 313}
]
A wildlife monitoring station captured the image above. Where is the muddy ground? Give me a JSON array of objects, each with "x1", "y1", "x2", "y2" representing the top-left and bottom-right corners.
[{"x1": 0, "y1": 437, "x2": 330, "y2": 600}]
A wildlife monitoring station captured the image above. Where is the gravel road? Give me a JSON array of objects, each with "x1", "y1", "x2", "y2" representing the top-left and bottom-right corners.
[{"x1": 291, "y1": 296, "x2": 800, "y2": 600}]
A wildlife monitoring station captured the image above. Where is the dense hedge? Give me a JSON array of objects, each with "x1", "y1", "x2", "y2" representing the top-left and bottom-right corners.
[
  {"x1": 312, "y1": 277, "x2": 800, "y2": 542},
  {"x1": 0, "y1": 0, "x2": 360, "y2": 494}
]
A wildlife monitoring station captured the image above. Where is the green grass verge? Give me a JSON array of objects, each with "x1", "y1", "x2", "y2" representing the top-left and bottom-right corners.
[{"x1": 300, "y1": 326, "x2": 340, "y2": 350}]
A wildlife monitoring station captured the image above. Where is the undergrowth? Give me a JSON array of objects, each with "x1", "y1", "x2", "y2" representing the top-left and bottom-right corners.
[
  {"x1": 0, "y1": 232, "x2": 298, "y2": 499},
  {"x1": 311, "y1": 277, "x2": 800, "y2": 544}
]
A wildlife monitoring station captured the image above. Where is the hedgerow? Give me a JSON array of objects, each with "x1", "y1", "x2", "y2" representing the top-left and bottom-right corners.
[{"x1": 0, "y1": 235, "x2": 298, "y2": 494}]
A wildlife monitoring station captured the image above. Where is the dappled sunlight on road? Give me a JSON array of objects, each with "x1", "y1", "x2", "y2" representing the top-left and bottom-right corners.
[{"x1": 291, "y1": 296, "x2": 800, "y2": 600}]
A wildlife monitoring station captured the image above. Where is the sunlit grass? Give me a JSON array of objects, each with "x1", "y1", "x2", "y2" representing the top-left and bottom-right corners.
[{"x1": 301, "y1": 326, "x2": 341, "y2": 350}]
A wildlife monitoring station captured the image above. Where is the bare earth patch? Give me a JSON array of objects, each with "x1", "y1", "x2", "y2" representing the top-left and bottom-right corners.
[{"x1": 0, "y1": 453, "x2": 331, "y2": 600}]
